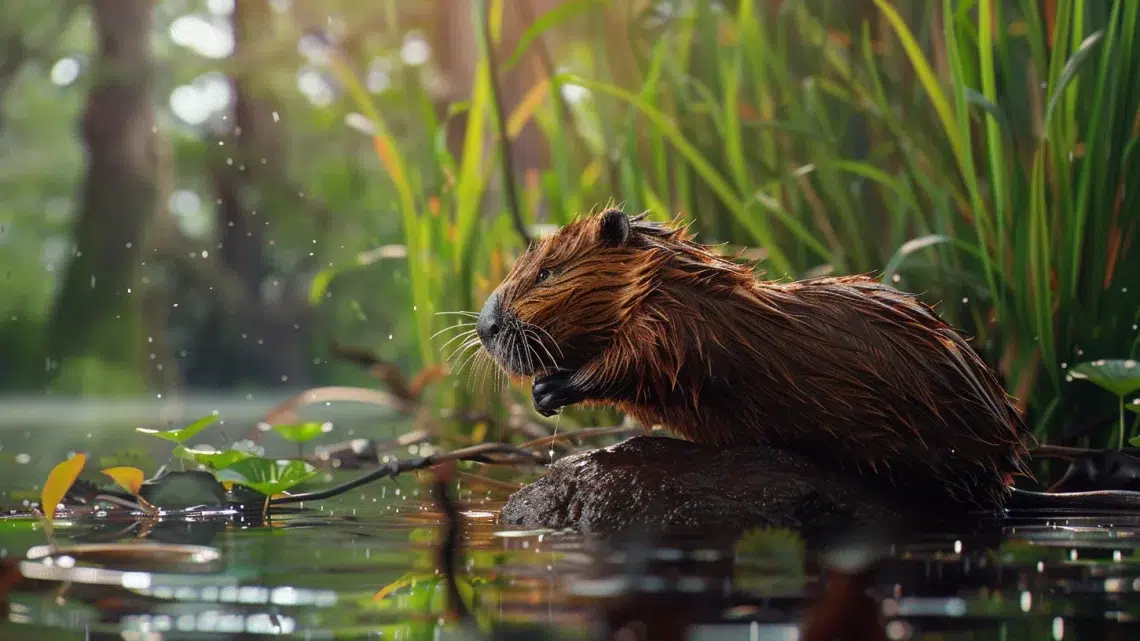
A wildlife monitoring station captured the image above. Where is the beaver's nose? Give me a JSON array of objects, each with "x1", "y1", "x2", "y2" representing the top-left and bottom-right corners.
[{"x1": 476, "y1": 291, "x2": 503, "y2": 343}]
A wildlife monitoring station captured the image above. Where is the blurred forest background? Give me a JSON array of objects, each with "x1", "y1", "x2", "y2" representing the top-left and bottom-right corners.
[{"x1": 0, "y1": 0, "x2": 1137, "y2": 455}]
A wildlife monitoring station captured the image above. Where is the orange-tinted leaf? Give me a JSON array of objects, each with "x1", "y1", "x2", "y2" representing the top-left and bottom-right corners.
[
  {"x1": 101, "y1": 466, "x2": 145, "y2": 495},
  {"x1": 506, "y1": 78, "x2": 550, "y2": 140},
  {"x1": 371, "y1": 134, "x2": 410, "y2": 198},
  {"x1": 42, "y1": 454, "x2": 87, "y2": 519}
]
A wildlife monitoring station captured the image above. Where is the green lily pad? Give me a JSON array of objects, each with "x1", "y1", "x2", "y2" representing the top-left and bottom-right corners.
[
  {"x1": 137, "y1": 414, "x2": 220, "y2": 444},
  {"x1": 213, "y1": 458, "x2": 319, "y2": 497},
  {"x1": 271, "y1": 421, "x2": 333, "y2": 444},
  {"x1": 1128, "y1": 399, "x2": 1140, "y2": 415},
  {"x1": 173, "y1": 445, "x2": 256, "y2": 470},
  {"x1": 1069, "y1": 360, "x2": 1140, "y2": 397}
]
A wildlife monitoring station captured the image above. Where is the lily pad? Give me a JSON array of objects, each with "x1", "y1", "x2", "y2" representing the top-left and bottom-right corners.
[
  {"x1": 137, "y1": 414, "x2": 220, "y2": 444},
  {"x1": 1069, "y1": 360, "x2": 1140, "y2": 397},
  {"x1": 270, "y1": 421, "x2": 333, "y2": 444},
  {"x1": 1128, "y1": 399, "x2": 1140, "y2": 415},
  {"x1": 214, "y1": 458, "x2": 319, "y2": 497},
  {"x1": 173, "y1": 445, "x2": 256, "y2": 471}
]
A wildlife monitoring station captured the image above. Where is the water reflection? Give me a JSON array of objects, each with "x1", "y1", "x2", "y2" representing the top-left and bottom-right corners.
[{"x1": 4, "y1": 489, "x2": 1140, "y2": 639}]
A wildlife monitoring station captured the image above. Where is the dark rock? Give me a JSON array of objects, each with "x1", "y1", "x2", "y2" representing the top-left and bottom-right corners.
[{"x1": 501, "y1": 436, "x2": 928, "y2": 535}]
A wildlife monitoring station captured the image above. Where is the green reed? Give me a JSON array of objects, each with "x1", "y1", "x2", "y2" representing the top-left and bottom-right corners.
[
  {"x1": 556, "y1": 0, "x2": 1139, "y2": 443},
  {"x1": 326, "y1": 0, "x2": 1138, "y2": 445}
]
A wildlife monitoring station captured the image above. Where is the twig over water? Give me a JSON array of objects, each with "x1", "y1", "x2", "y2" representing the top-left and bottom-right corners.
[{"x1": 270, "y1": 442, "x2": 543, "y2": 505}]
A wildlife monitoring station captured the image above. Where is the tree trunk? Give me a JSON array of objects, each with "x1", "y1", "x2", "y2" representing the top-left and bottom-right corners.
[
  {"x1": 47, "y1": 0, "x2": 155, "y2": 394},
  {"x1": 186, "y1": 0, "x2": 311, "y2": 390}
]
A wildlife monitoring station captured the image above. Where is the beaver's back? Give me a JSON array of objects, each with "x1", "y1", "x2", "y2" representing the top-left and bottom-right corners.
[{"x1": 620, "y1": 274, "x2": 1031, "y2": 508}]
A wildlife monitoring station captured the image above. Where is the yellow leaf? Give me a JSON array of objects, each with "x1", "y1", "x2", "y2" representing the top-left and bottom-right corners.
[
  {"x1": 42, "y1": 454, "x2": 87, "y2": 521},
  {"x1": 506, "y1": 78, "x2": 550, "y2": 140},
  {"x1": 101, "y1": 466, "x2": 145, "y2": 495},
  {"x1": 372, "y1": 572, "x2": 417, "y2": 601}
]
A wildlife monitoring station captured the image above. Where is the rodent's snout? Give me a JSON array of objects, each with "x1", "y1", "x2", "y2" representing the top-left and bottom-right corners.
[{"x1": 476, "y1": 291, "x2": 503, "y2": 343}]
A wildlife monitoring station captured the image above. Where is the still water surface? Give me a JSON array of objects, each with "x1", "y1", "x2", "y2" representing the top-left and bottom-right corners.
[{"x1": 4, "y1": 478, "x2": 1140, "y2": 640}]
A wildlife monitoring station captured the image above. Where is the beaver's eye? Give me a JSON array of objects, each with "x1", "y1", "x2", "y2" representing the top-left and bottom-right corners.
[{"x1": 536, "y1": 268, "x2": 552, "y2": 284}]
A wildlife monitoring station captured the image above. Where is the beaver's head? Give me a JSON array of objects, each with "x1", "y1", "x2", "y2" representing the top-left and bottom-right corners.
[{"x1": 475, "y1": 208, "x2": 663, "y2": 378}]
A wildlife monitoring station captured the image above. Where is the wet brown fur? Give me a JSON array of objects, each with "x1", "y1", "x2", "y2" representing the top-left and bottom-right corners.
[{"x1": 480, "y1": 209, "x2": 1034, "y2": 510}]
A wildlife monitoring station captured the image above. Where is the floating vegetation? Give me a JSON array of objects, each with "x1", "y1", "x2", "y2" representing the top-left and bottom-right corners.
[{"x1": 1070, "y1": 359, "x2": 1140, "y2": 449}]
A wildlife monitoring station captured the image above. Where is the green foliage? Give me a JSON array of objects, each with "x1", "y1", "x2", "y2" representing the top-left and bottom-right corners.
[
  {"x1": 172, "y1": 444, "x2": 256, "y2": 471},
  {"x1": 1071, "y1": 359, "x2": 1140, "y2": 449},
  {"x1": 289, "y1": 0, "x2": 1140, "y2": 447},
  {"x1": 136, "y1": 414, "x2": 220, "y2": 444},
  {"x1": 213, "y1": 458, "x2": 319, "y2": 497},
  {"x1": 271, "y1": 421, "x2": 332, "y2": 444},
  {"x1": 3, "y1": 0, "x2": 1138, "y2": 450},
  {"x1": 1069, "y1": 360, "x2": 1140, "y2": 397}
]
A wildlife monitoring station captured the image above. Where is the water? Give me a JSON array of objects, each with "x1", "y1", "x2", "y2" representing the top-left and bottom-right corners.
[
  {"x1": 5, "y1": 482, "x2": 1140, "y2": 640},
  {"x1": 3, "y1": 402, "x2": 1140, "y2": 640}
]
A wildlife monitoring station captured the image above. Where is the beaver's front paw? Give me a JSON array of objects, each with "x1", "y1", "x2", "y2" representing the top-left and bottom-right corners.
[{"x1": 532, "y1": 370, "x2": 586, "y2": 417}]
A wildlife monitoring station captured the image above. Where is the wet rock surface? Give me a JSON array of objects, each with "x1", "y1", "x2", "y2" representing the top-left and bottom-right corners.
[{"x1": 500, "y1": 436, "x2": 927, "y2": 535}]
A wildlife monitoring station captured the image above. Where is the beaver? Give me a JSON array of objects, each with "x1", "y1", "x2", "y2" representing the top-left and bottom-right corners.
[{"x1": 473, "y1": 208, "x2": 1033, "y2": 510}]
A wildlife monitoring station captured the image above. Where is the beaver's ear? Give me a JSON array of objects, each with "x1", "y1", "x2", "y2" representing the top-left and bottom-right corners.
[{"x1": 598, "y1": 208, "x2": 630, "y2": 246}]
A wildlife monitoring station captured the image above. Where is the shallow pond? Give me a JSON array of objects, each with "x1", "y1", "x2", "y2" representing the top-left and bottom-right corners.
[
  {"x1": 3, "y1": 401, "x2": 1140, "y2": 640},
  {"x1": 4, "y1": 480, "x2": 1140, "y2": 640}
]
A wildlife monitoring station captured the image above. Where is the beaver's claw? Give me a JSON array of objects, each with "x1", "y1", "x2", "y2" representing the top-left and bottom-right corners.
[{"x1": 532, "y1": 370, "x2": 585, "y2": 417}]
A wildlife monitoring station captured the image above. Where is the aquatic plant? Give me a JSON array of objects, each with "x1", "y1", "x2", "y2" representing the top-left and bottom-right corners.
[
  {"x1": 135, "y1": 414, "x2": 220, "y2": 445},
  {"x1": 270, "y1": 421, "x2": 333, "y2": 459},
  {"x1": 215, "y1": 458, "x2": 320, "y2": 515},
  {"x1": 38, "y1": 453, "x2": 86, "y2": 546},
  {"x1": 1070, "y1": 359, "x2": 1140, "y2": 449},
  {"x1": 100, "y1": 465, "x2": 160, "y2": 516},
  {"x1": 172, "y1": 444, "x2": 257, "y2": 472}
]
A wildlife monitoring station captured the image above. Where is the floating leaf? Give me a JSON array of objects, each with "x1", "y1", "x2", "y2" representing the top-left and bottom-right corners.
[
  {"x1": 101, "y1": 466, "x2": 145, "y2": 495},
  {"x1": 271, "y1": 422, "x2": 333, "y2": 444},
  {"x1": 136, "y1": 414, "x2": 220, "y2": 444},
  {"x1": 42, "y1": 454, "x2": 87, "y2": 522},
  {"x1": 214, "y1": 459, "x2": 319, "y2": 497},
  {"x1": 1069, "y1": 360, "x2": 1140, "y2": 397},
  {"x1": 1128, "y1": 399, "x2": 1140, "y2": 415},
  {"x1": 173, "y1": 445, "x2": 256, "y2": 471}
]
